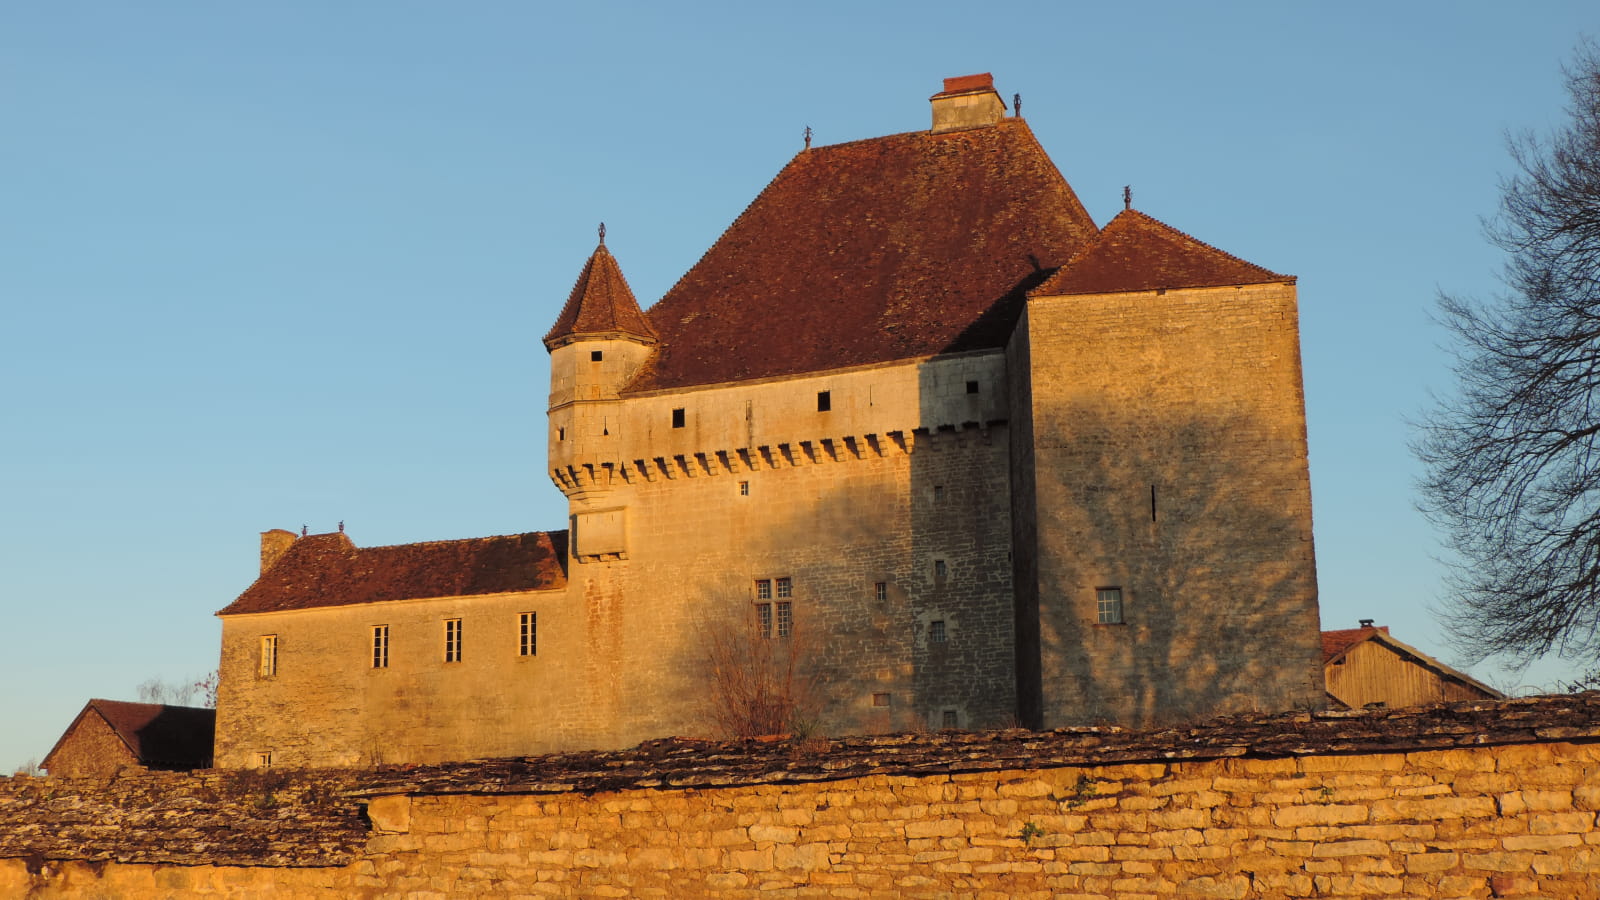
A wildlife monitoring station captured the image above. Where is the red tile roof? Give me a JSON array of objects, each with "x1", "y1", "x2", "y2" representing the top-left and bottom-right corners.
[
  {"x1": 44, "y1": 699, "x2": 214, "y2": 771},
  {"x1": 1321, "y1": 626, "x2": 1389, "y2": 664},
  {"x1": 932, "y1": 72, "x2": 998, "y2": 98},
  {"x1": 626, "y1": 119, "x2": 1097, "y2": 391},
  {"x1": 218, "y1": 530, "x2": 569, "y2": 615},
  {"x1": 1033, "y1": 208, "x2": 1290, "y2": 297},
  {"x1": 544, "y1": 242, "x2": 657, "y2": 349}
]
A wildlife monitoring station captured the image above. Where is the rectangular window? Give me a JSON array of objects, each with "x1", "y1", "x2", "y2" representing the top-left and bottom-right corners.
[
  {"x1": 1097, "y1": 587, "x2": 1125, "y2": 625},
  {"x1": 872, "y1": 692, "x2": 891, "y2": 707},
  {"x1": 934, "y1": 559, "x2": 947, "y2": 579},
  {"x1": 590, "y1": 350, "x2": 603, "y2": 362},
  {"x1": 942, "y1": 709, "x2": 958, "y2": 728},
  {"x1": 256, "y1": 751, "x2": 273, "y2": 768},
  {"x1": 776, "y1": 601, "x2": 792, "y2": 638},
  {"x1": 966, "y1": 380, "x2": 979, "y2": 394},
  {"x1": 739, "y1": 480, "x2": 749, "y2": 496},
  {"x1": 874, "y1": 582, "x2": 887, "y2": 602},
  {"x1": 756, "y1": 602, "x2": 773, "y2": 638},
  {"x1": 444, "y1": 618, "x2": 463, "y2": 662},
  {"x1": 672, "y1": 408, "x2": 685, "y2": 428},
  {"x1": 259, "y1": 635, "x2": 277, "y2": 678},
  {"x1": 929, "y1": 620, "x2": 947, "y2": 643},
  {"x1": 755, "y1": 579, "x2": 772, "y2": 600},
  {"x1": 817, "y1": 390, "x2": 831, "y2": 412},
  {"x1": 776, "y1": 577, "x2": 791, "y2": 599},
  {"x1": 520, "y1": 612, "x2": 537, "y2": 656},
  {"x1": 371, "y1": 625, "x2": 389, "y2": 669},
  {"x1": 933, "y1": 485, "x2": 945, "y2": 502}
]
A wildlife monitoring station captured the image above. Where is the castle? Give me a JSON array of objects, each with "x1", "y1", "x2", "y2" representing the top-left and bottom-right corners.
[{"x1": 212, "y1": 74, "x2": 1324, "y2": 768}]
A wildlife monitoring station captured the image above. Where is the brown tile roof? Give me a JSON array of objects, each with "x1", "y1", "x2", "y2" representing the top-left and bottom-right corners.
[
  {"x1": 44, "y1": 700, "x2": 214, "y2": 771},
  {"x1": 1032, "y1": 208, "x2": 1290, "y2": 297},
  {"x1": 543, "y1": 242, "x2": 657, "y2": 349},
  {"x1": 931, "y1": 72, "x2": 1000, "y2": 98},
  {"x1": 218, "y1": 530, "x2": 569, "y2": 616},
  {"x1": 1321, "y1": 626, "x2": 1389, "y2": 664},
  {"x1": 625, "y1": 119, "x2": 1098, "y2": 391}
]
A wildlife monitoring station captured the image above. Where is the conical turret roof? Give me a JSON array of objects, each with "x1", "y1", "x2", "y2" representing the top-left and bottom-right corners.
[{"x1": 543, "y1": 240, "x2": 657, "y2": 349}]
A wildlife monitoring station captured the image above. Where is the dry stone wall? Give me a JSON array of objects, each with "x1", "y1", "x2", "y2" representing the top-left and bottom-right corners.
[{"x1": 5, "y1": 695, "x2": 1600, "y2": 898}]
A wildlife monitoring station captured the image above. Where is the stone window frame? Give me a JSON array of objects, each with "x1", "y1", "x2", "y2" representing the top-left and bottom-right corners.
[
  {"x1": 739, "y1": 480, "x2": 749, "y2": 496},
  {"x1": 371, "y1": 625, "x2": 389, "y2": 669},
  {"x1": 256, "y1": 751, "x2": 273, "y2": 768},
  {"x1": 941, "y1": 709, "x2": 958, "y2": 728},
  {"x1": 519, "y1": 611, "x2": 537, "y2": 657},
  {"x1": 754, "y1": 578, "x2": 794, "y2": 639},
  {"x1": 1096, "y1": 587, "x2": 1125, "y2": 625},
  {"x1": 258, "y1": 635, "x2": 278, "y2": 678},
  {"x1": 444, "y1": 618, "x2": 463, "y2": 663},
  {"x1": 929, "y1": 620, "x2": 947, "y2": 643},
  {"x1": 874, "y1": 581, "x2": 887, "y2": 602}
]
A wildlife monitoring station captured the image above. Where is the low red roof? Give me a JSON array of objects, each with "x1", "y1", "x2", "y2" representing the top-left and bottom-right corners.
[
  {"x1": 219, "y1": 530, "x2": 569, "y2": 615},
  {"x1": 1033, "y1": 208, "x2": 1290, "y2": 297},
  {"x1": 1321, "y1": 626, "x2": 1389, "y2": 664},
  {"x1": 544, "y1": 242, "x2": 657, "y2": 348},
  {"x1": 44, "y1": 699, "x2": 214, "y2": 771},
  {"x1": 625, "y1": 119, "x2": 1098, "y2": 392}
]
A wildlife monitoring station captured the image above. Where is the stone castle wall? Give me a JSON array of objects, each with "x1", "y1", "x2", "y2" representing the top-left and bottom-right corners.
[
  {"x1": 1016, "y1": 280, "x2": 1324, "y2": 727},
  {"x1": 7, "y1": 697, "x2": 1600, "y2": 899}
]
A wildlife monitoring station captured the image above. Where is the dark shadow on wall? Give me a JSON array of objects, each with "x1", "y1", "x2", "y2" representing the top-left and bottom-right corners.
[{"x1": 1022, "y1": 406, "x2": 1322, "y2": 728}]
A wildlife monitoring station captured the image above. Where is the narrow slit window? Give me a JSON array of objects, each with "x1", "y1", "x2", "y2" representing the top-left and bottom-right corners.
[
  {"x1": 371, "y1": 625, "x2": 389, "y2": 669},
  {"x1": 520, "y1": 612, "x2": 537, "y2": 657},
  {"x1": 1097, "y1": 587, "x2": 1125, "y2": 625},
  {"x1": 259, "y1": 635, "x2": 278, "y2": 678},
  {"x1": 444, "y1": 618, "x2": 463, "y2": 662},
  {"x1": 934, "y1": 559, "x2": 947, "y2": 579},
  {"x1": 817, "y1": 391, "x2": 831, "y2": 412}
]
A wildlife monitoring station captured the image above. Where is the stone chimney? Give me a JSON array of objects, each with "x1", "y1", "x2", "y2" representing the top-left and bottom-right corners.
[
  {"x1": 930, "y1": 73, "x2": 1007, "y2": 134},
  {"x1": 260, "y1": 529, "x2": 298, "y2": 573}
]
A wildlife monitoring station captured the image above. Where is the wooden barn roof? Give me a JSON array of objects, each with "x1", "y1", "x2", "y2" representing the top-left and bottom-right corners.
[
  {"x1": 218, "y1": 530, "x2": 569, "y2": 616},
  {"x1": 1321, "y1": 626, "x2": 1504, "y2": 700}
]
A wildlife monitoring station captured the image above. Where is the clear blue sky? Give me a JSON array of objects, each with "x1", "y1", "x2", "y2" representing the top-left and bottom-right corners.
[{"x1": 2, "y1": 2, "x2": 1595, "y2": 771}]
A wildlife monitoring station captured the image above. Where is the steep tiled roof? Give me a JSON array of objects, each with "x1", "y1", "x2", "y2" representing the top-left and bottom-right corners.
[
  {"x1": 1033, "y1": 208, "x2": 1290, "y2": 297},
  {"x1": 543, "y1": 242, "x2": 657, "y2": 349},
  {"x1": 44, "y1": 700, "x2": 214, "y2": 771},
  {"x1": 218, "y1": 530, "x2": 569, "y2": 615},
  {"x1": 626, "y1": 119, "x2": 1098, "y2": 391}
]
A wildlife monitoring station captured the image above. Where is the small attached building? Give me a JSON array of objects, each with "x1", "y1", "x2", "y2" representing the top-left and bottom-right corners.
[
  {"x1": 42, "y1": 699, "x2": 214, "y2": 778},
  {"x1": 1322, "y1": 624, "x2": 1502, "y2": 709}
]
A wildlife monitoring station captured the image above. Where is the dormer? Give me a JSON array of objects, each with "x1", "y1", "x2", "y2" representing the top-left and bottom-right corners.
[{"x1": 930, "y1": 73, "x2": 1007, "y2": 134}]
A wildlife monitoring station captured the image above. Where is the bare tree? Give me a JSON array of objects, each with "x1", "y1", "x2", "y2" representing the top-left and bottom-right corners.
[
  {"x1": 703, "y1": 616, "x2": 819, "y2": 739},
  {"x1": 135, "y1": 670, "x2": 218, "y2": 708},
  {"x1": 1418, "y1": 41, "x2": 1600, "y2": 667}
]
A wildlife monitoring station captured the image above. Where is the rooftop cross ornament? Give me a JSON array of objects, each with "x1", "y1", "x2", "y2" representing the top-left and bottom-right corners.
[
  {"x1": 598, "y1": 222, "x2": 606, "y2": 245},
  {"x1": 1124, "y1": 185, "x2": 1132, "y2": 211},
  {"x1": 804, "y1": 126, "x2": 812, "y2": 149}
]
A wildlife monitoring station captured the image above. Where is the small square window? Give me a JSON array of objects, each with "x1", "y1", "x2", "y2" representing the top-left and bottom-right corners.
[
  {"x1": 756, "y1": 602, "x2": 773, "y2": 638},
  {"x1": 874, "y1": 582, "x2": 887, "y2": 602},
  {"x1": 929, "y1": 620, "x2": 946, "y2": 643},
  {"x1": 942, "y1": 709, "x2": 958, "y2": 728},
  {"x1": 739, "y1": 480, "x2": 749, "y2": 496},
  {"x1": 672, "y1": 408, "x2": 685, "y2": 428},
  {"x1": 966, "y1": 380, "x2": 979, "y2": 394},
  {"x1": 1097, "y1": 587, "x2": 1124, "y2": 625},
  {"x1": 934, "y1": 559, "x2": 947, "y2": 579},
  {"x1": 817, "y1": 391, "x2": 831, "y2": 412},
  {"x1": 590, "y1": 350, "x2": 603, "y2": 362},
  {"x1": 872, "y1": 692, "x2": 891, "y2": 707},
  {"x1": 444, "y1": 618, "x2": 463, "y2": 662},
  {"x1": 520, "y1": 612, "x2": 537, "y2": 657},
  {"x1": 776, "y1": 601, "x2": 792, "y2": 638},
  {"x1": 259, "y1": 635, "x2": 278, "y2": 678},
  {"x1": 371, "y1": 625, "x2": 389, "y2": 669},
  {"x1": 256, "y1": 751, "x2": 273, "y2": 769}
]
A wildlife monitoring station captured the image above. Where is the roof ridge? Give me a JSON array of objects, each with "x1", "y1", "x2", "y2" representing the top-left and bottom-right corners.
[
  {"x1": 352, "y1": 530, "x2": 568, "y2": 553},
  {"x1": 1119, "y1": 208, "x2": 1289, "y2": 281},
  {"x1": 1032, "y1": 206, "x2": 1290, "y2": 297}
]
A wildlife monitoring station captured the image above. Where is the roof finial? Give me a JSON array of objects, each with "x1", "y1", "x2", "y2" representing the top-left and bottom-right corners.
[
  {"x1": 1013, "y1": 93, "x2": 1021, "y2": 117},
  {"x1": 803, "y1": 125, "x2": 812, "y2": 149},
  {"x1": 1123, "y1": 185, "x2": 1132, "y2": 211},
  {"x1": 301, "y1": 525, "x2": 308, "y2": 537},
  {"x1": 598, "y1": 222, "x2": 606, "y2": 245},
  {"x1": 338, "y1": 520, "x2": 345, "y2": 534}
]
